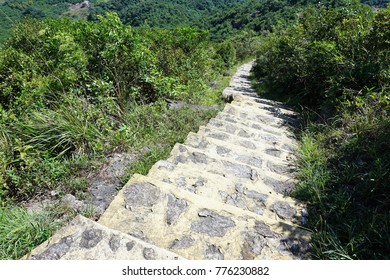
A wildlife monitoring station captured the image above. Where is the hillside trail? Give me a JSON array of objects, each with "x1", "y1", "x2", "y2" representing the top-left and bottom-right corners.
[{"x1": 25, "y1": 62, "x2": 311, "y2": 260}]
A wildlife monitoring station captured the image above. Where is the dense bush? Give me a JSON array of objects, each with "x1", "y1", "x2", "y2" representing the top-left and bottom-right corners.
[
  {"x1": 253, "y1": 1, "x2": 378, "y2": 109},
  {"x1": 252, "y1": 1, "x2": 390, "y2": 259},
  {"x1": 0, "y1": 13, "x2": 226, "y2": 203}
]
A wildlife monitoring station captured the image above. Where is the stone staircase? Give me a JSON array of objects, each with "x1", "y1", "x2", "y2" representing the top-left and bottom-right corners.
[{"x1": 25, "y1": 62, "x2": 310, "y2": 260}]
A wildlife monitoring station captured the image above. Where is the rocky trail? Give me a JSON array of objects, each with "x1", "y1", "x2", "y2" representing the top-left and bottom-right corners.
[{"x1": 25, "y1": 62, "x2": 311, "y2": 260}]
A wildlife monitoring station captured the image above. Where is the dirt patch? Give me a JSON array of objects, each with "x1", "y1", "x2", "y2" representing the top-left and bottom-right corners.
[{"x1": 25, "y1": 152, "x2": 140, "y2": 218}]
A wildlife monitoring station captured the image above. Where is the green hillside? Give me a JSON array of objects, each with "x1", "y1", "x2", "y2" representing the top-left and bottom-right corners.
[{"x1": 2, "y1": 0, "x2": 389, "y2": 43}]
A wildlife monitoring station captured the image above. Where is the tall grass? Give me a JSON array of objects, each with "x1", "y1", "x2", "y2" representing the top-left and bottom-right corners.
[
  {"x1": 293, "y1": 100, "x2": 390, "y2": 259},
  {"x1": 0, "y1": 207, "x2": 57, "y2": 259},
  {"x1": 17, "y1": 97, "x2": 108, "y2": 157}
]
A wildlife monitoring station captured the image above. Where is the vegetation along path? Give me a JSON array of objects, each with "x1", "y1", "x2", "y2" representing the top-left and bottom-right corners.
[{"x1": 25, "y1": 62, "x2": 311, "y2": 260}]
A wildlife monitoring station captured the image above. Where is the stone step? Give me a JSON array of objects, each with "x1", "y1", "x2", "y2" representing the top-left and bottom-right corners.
[
  {"x1": 222, "y1": 88, "x2": 257, "y2": 101},
  {"x1": 222, "y1": 104, "x2": 299, "y2": 131},
  {"x1": 150, "y1": 154, "x2": 297, "y2": 200},
  {"x1": 98, "y1": 174, "x2": 310, "y2": 260},
  {"x1": 196, "y1": 125, "x2": 297, "y2": 154},
  {"x1": 24, "y1": 215, "x2": 184, "y2": 260},
  {"x1": 166, "y1": 143, "x2": 295, "y2": 183},
  {"x1": 232, "y1": 95, "x2": 298, "y2": 116},
  {"x1": 184, "y1": 132, "x2": 295, "y2": 173},
  {"x1": 222, "y1": 101, "x2": 298, "y2": 128},
  {"x1": 148, "y1": 160, "x2": 303, "y2": 225},
  {"x1": 210, "y1": 112, "x2": 297, "y2": 145}
]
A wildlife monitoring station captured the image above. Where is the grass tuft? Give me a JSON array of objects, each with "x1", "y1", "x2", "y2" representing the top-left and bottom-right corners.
[{"x1": 0, "y1": 207, "x2": 58, "y2": 259}]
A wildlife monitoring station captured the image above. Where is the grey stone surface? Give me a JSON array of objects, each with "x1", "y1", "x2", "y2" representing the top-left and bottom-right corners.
[
  {"x1": 279, "y1": 237, "x2": 311, "y2": 259},
  {"x1": 267, "y1": 162, "x2": 295, "y2": 175},
  {"x1": 208, "y1": 132, "x2": 230, "y2": 141},
  {"x1": 272, "y1": 201, "x2": 297, "y2": 220},
  {"x1": 241, "y1": 232, "x2": 267, "y2": 260},
  {"x1": 62, "y1": 194, "x2": 86, "y2": 212},
  {"x1": 216, "y1": 146, "x2": 231, "y2": 155},
  {"x1": 235, "y1": 155, "x2": 262, "y2": 168},
  {"x1": 89, "y1": 153, "x2": 139, "y2": 215},
  {"x1": 167, "y1": 194, "x2": 188, "y2": 225},
  {"x1": 125, "y1": 183, "x2": 161, "y2": 208},
  {"x1": 143, "y1": 248, "x2": 156, "y2": 260},
  {"x1": 194, "y1": 177, "x2": 207, "y2": 187},
  {"x1": 191, "y1": 210, "x2": 236, "y2": 237},
  {"x1": 80, "y1": 229, "x2": 103, "y2": 249},
  {"x1": 126, "y1": 241, "x2": 135, "y2": 251},
  {"x1": 219, "y1": 191, "x2": 247, "y2": 209},
  {"x1": 238, "y1": 140, "x2": 256, "y2": 150},
  {"x1": 169, "y1": 236, "x2": 194, "y2": 249},
  {"x1": 192, "y1": 140, "x2": 209, "y2": 149},
  {"x1": 155, "y1": 160, "x2": 176, "y2": 171},
  {"x1": 109, "y1": 235, "x2": 121, "y2": 252},
  {"x1": 174, "y1": 155, "x2": 188, "y2": 164},
  {"x1": 189, "y1": 151, "x2": 209, "y2": 164},
  {"x1": 264, "y1": 177, "x2": 295, "y2": 194},
  {"x1": 254, "y1": 221, "x2": 275, "y2": 238},
  {"x1": 32, "y1": 236, "x2": 73, "y2": 260},
  {"x1": 252, "y1": 206, "x2": 264, "y2": 215},
  {"x1": 245, "y1": 190, "x2": 268, "y2": 203},
  {"x1": 282, "y1": 144, "x2": 296, "y2": 153},
  {"x1": 174, "y1": 177, "x2": 187, "y2": 188},
  {"x1": 221, "y1": 160, "x2": 257, "y2": 180},
  {"x1": 265, "y1": 148, "x2": 282, "y2": 157},
  {"x1": 205, "y1": 245, "x2": 224, "y2": 260},
  {"x1": 179, "y1": 145, "x2": 188, "y2": 152},
  {"x1": 238, "y1": 129, "x2": 251, "y2": 138}
]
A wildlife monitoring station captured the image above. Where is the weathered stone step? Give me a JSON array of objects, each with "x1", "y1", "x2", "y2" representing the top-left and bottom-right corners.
[
  {"x1": 210, "y1": 112, "x2": 297, "y2": 144},
  {"x1": 167, "y1": 143, "x2": 295, "y2": 184},
  {"x1": 223, "y1": 88, "x2": 257, "y2": 101},
  {"x1": 222, "y1": 104, "x2": 299, "y2": 131},
  {"x1": 229, "y1": 78, "x2": 252, "y2": 85},
  {"x1": 232, "y1": 95, "x2": 298, "y2": 116},
  {"x1": 150, "y1": 153, "x2": 297, "y2": 200},
  {"x1": 24, "y1": 215, "x2": 184, "y2": 260},
  {"x1": 184, "y1": 132, "x2": 295, "y2": 172},
  {"x1": 197, "y1": 125, "x2": 297, "y2": 154},
  {"x1": 98, "y1": 174, "x2": 310, "y2": 260},
  {"x1": 224, "y1": 85, "x2": 256, "y2": 94},
  {"x1": 148, "y1": 160, "x2": 302, "y2": 225}
]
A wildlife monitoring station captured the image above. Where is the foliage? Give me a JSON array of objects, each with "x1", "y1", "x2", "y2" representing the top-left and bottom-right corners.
[
  {"x1": 0, "y1": 206, "x2": 57, "y2": 259},
  {"x1": 253, "y1": 1, "x2": 378, "y2": 109},
  {"x1": 88, "y1": 0, "x2": 249, "y2": 28},
  {"x1": 295, "y1": 96, "x2": 390, "y2": 259},
  {"x1": 0, "y1": 13, "x2": 224, "y2": 203},
  {"x1": 252, "y1": 1, "x2": 390, "y2": 259},
  {"x1": 215, "y1": 41, "x2": 237, "y2": 68}
]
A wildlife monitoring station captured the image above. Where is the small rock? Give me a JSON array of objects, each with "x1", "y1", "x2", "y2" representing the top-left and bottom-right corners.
[
  {"x1": 169, "y1": 236, "x2": 194, "y2": 249},
  {"x1": 192, "y1": 210, "x2": 235, "y2": 237},
  {"x1": 205, "y1": 245, "x2": 224, "y2": 260},
  {"x1": 272, "y1": 201, "x2": 297, "y2": 220},
  {"x1": 51, "y1": 190, "x2": 60, "y2": 197},
  {"x1": 143, "y1": 248, "x2": 156, "y2": 260},
  {"x1": 209, "y1": 81, "x2": 220, "y2": 88}
]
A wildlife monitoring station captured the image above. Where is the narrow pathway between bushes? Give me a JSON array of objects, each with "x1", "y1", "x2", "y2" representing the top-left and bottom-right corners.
[{"x1": 25, "y1": 62, "x2": 311, "y2": 260}]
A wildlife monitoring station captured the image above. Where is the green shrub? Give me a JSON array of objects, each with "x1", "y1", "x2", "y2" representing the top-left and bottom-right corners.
[
  {"x1": 215, "y1": 41, "x2": 236, "y2": 68},
  {"x1": 252, "y1": 2, "x2": 375, "y2": 109},
  {"x1": 0, "y1": 207, "x2": 57, "y2": 259}
]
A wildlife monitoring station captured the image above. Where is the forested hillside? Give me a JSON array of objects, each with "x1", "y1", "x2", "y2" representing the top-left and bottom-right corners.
[
  {"x1": 1, "y1": 0, "x2": 390, "y2": 42},
  {"x1": 88, "y1": 0, "x2": 249, "y2": 28}
]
